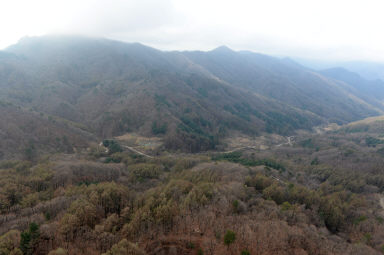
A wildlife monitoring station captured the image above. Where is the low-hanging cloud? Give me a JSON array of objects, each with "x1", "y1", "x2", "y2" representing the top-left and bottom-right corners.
[{"x1": 1, "y1": 0, "x2": 384, "y2": 61}]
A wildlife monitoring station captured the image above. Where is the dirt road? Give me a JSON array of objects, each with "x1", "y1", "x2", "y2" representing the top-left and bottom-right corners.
[{"x1": 122, "y1": 145, "x2": 154, "y2": 158}]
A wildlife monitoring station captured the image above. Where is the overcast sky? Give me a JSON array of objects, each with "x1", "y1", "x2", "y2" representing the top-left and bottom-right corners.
[{"x1": 1, "y1": 0, "x2": 384, "y2": 61}]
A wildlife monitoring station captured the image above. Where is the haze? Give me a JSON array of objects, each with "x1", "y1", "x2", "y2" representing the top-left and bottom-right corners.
[{"x1": 1, "y1": 0, "x2": 384, "y2": 61}]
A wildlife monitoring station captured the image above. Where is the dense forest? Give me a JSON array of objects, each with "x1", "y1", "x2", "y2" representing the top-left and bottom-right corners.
[{"x1": 1, "y1": 119, "x2": 384, "y2": 254}]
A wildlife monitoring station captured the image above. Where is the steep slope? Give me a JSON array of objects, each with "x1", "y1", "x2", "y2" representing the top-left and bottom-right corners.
[
  {"x1": 0, "y1": 103, "x2": 93, "y2": 160},
  {"x1": 0, "y1": 36, "x2": 322, "y2": 153},
  {"x1": 2, "y1": 36, "x2": 384, "y2": 154},
  {"x1": 183, "y1": 47, "x2": 383, "y2": 123}
]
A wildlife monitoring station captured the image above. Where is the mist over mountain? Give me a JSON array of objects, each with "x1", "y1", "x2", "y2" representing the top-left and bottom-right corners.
[
  {"x1": 294, "y1": 58, "x2": 384, "y2": 81},
  {"x1": 320, "y1": 67, "x2": 384, "y2": 100},
  {"x1": 339, "y1": 62, "x2": 384, "y2": 81},
  {"x1": 1, "y1": 35, "x2": 384, "y2": 156}
]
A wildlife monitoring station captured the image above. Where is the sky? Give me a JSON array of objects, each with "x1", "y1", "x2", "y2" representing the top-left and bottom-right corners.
[{"x1": 1, "y1": 0, "x2": 384, "y2": 61}]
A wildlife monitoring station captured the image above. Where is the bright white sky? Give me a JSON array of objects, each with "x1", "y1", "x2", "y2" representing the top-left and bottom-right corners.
[{"x1": 1, "y1": 0, "x2": 384, "y2": 61}]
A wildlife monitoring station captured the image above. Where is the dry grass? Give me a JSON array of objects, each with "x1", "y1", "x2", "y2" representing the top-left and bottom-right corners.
[
  {"x1": 115, "y1": 133, "x2": 163, "y2": 151},
  {"x1": 223, "y1": 133, "x2": 291, "y2": 152}
]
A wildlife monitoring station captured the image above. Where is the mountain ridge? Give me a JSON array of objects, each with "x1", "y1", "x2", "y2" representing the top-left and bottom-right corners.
[{"x1": 1, "y1": 35, "x2": 384, "y2": 157}]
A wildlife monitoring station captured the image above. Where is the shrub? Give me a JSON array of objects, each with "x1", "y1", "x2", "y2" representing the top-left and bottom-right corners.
[
  {"x1": 103, "y1": 140, "x2": 123, "y2": 154},
  {"x1": 224, "y1": 230, "x2": 236, "y2": 246},
  {"x1": 281, "y1": 201, "x2": 293, "y2": 211},
  {"x1": 232, "y1": 200, "x2": 239, "y2": 213}
]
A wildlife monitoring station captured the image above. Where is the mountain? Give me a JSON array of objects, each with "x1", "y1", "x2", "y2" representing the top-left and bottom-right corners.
[
  {"x1": 320, "y1": 67, "x2": 384, "y2": 101},
  {"x1": 294, "y1": 58, "x2": 384, "y2": 81},
  {"x1": 183, "y1": 47, "x2": 384, "y2": 123},
  {"x1": 0, "y1": 35, "x2": 384, "y2": 157},
  {"x1": 341, "y1": 61, "x2": 384, "y2": 81}
]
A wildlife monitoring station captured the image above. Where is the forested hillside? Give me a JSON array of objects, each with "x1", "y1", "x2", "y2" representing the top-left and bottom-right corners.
[
  {"x1": 183, "y1": 47, "x2": 384, "y2": 122},
  {"x1": 1, "y1": 36, "x2": 384, "y2": 156},
  {"x1": 1, "y1": 122, "x2": 384, "y2": 254}
]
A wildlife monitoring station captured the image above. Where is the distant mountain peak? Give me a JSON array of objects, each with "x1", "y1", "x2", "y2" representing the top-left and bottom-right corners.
[{"x1": 211, "y1": 45, "x2": 234, "y2": 53}]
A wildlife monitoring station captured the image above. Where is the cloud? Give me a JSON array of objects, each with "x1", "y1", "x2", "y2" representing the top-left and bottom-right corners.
[
  {"x1": 60, "y1": 0, "x2": 179, "y2": 35},
  {"x1": 1, "y1": 0, "x2": 384, "y2": 61}
]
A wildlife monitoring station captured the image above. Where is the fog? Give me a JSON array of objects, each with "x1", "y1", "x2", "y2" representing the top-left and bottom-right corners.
[{"x1": 1, "y1": 0, "x2": 384, "y2": 61}]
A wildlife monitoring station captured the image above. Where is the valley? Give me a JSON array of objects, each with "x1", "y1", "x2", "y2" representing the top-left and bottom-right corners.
[{"x1": 1, "y1": 36, "x2": 384, "y2": 255}]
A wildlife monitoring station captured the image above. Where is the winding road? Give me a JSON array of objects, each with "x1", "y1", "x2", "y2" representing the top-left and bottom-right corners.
[{"x1": 118, "y1": 136, "x2": 295, "y2": 158}]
